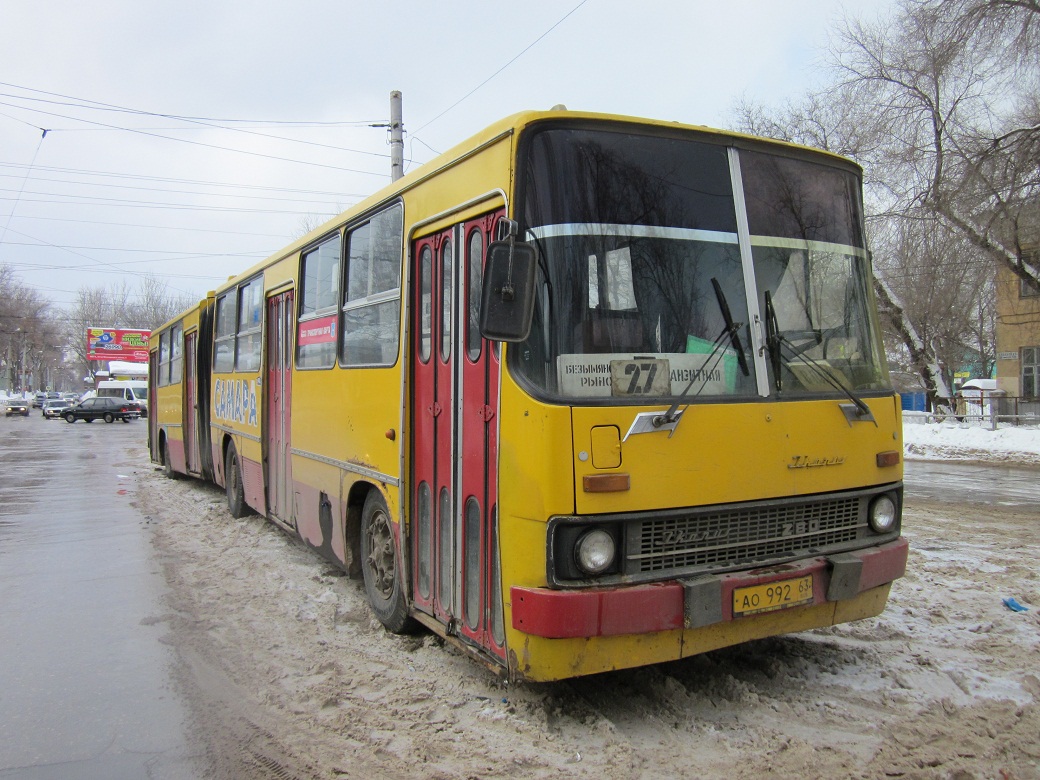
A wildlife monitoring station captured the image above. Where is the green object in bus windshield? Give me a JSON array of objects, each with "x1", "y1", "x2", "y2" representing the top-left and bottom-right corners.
[{"x1": 686, "y1": 334, "x2": 737, "y2": 391}]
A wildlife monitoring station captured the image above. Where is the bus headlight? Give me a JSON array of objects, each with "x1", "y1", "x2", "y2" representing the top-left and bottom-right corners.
[
  {"x1": 575, "y1": 528, "x2": 616, "y2": 575},
  {"x1": 868, "y1": 495, "x2": 897, "y2": 533}
]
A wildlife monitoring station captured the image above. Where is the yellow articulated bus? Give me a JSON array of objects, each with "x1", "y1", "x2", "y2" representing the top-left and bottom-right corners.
[
  {"x1": 149, "y1": 295, "x2": 215, "y2": 482},
  {"x1": 149, "y1": 109, "x2": 907, "y2": 683}
]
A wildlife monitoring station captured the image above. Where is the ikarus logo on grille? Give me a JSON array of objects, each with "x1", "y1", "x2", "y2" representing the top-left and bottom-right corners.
[{"x1": 788, "y1": 454, "x2": 846, "y2": 469}]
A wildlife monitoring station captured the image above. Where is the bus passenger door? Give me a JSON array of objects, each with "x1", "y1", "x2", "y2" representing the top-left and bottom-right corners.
[
  {"x1": 411, "y1": 209, "x2": 505, "y2": 661},
  {"x1": 266, "y1": 290, "x2": 294, "y2": 528},
  {"x1": 148, "y1": 349, "x2": 159, "y2": 462},
  {"x1": 412, "y1": 229, "x2": 455, "y2": 624},
  {"x1": 184, "y1": 331, "x2": 199, "y2": 474},
  {"x1": 457, "y1": 212, "x2": 505, "y2": 659}
]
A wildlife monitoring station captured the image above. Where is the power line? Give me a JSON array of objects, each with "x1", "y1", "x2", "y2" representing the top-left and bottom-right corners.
[
  {"x1": 0, "y1": 99, "x2": 389, "y2": 178},
  {"x1": 0, "y1": 213, "x2": 291, "y2": 239},
  {"x1": 0, "y1": 84, "x2": 395, "y2": 159},
  {"x1": 1, "y1": 225, "x2": 213, "y2": 297},
  {"x1": 0, "y1": 195, "x2": 339, "y2": 217},
  {"x1": 0, "y1": 161, "x2": 368, "y2": 198},
  {"x1": 413, "y1": 0, "x2": 591, "y2": 135},
  {"x1": 0, "y1": 127, "x2": 47, "y2": 249},
  {"x1": 2, "y1": 243, "x2": 270, "y2": 259},
  {"x1": 0, "y1": 82, "x2": 381, "y2": 126},
  {"x1": 0, "y1": 185, "x2": 348, "y2": 209}
]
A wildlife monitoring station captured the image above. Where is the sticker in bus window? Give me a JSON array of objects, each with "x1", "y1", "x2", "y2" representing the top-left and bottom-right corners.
[
  {"x1": 609, "y1": 359, "x2": 670, "y2": 396},
  {"x1": 298, "y1": 314, "x2": 338, "y2": 346},
  {"x1": 558, "y1": 353, "x2": 734, "y2": 398}
]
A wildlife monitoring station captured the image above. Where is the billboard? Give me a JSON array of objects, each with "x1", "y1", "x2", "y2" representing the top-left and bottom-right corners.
[{"x1": 86, "y1": 328, "x2": 151, "y2": 363}]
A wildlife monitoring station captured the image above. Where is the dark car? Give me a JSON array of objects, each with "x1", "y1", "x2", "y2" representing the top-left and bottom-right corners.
[
  {"x1": 42, "y1": 399, "x2": 73, "y2": 419},
  {"x1": 5, "y1": 399, "x2": 30, "y2": 417},
  {"x1": 62, "y1": 396, "x2": 140, "y2": 424}
]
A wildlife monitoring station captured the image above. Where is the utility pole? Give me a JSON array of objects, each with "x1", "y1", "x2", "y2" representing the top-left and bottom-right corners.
[{"x1": 389, "y1": 90, "x2": 404, "y2": 182}]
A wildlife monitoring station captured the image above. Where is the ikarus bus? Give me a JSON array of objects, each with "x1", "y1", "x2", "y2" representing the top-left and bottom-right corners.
[{"x1": 149, "y1": 110, "x2": 907, "y2": 682}]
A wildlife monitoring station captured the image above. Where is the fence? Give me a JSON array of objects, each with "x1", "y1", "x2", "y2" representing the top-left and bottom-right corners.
[{"x1": 902, "y1": 391, "x2": 1040, "y2": 429}]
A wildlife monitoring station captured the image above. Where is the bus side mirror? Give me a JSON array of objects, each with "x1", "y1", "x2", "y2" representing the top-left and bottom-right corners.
[{"x1": 479, "y1": 239, "x2": 538, "y2": 342}]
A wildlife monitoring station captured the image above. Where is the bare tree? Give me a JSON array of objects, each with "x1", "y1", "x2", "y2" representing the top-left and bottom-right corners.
[
  {"x1": 733, "y1": 0, "x2": 1038, "y2": 408},
  {"x1": 834, "y1": 0, "x2": 1040, "y2": 288},
  {"x1": 0, "y1": 263, "x2": 56, "y2": 392},
  {"x1": 60, "y1": 276, "x2": 196, "y2": 383}
]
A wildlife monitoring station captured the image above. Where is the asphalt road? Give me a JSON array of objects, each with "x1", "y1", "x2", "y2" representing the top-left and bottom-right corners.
[
  {"x1": 0, "y1": 405, "x2": 1034, "y2": 779},
  {"x1": 903, "y1": 459, "x2": 1040, "y2": 509},
  {"x1": 0, "y1": 409, "x2": 204, "y2": 779}
]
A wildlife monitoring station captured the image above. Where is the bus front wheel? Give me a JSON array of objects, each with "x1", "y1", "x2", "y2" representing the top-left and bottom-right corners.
[
  {"x1": 360, "y1": 491, "x2": 416, "y2": 634},
  {"x1": 225, "y1": 443, "x2": 248, "y2": 518}
]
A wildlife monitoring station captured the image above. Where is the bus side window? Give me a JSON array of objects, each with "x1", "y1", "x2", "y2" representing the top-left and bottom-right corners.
[
  {"x1": 341, "y1": 204, "x2": 403, "y2": 367},
  {"x1": 298, "y1": 234, "x2": 341, "y2": 369},
  {"x1": 213, "y1": 294, "x2": 236, "y2": 372}
]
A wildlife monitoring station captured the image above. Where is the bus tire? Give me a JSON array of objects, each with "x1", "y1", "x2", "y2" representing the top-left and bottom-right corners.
[
  {"x1": 163, "y1": 439, "x2": 180, "y2": 480},
  {"x1": 360, "y1": 491, "x2": 416, "y2": 634},
  {"x1": 225, "y1": 443, "x2": 248, "y2": 518}
]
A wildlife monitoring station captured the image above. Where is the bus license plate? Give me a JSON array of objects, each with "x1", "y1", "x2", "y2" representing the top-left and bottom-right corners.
[{"x1": 732, "y1": 575, "x2": 813, "y2": 617}]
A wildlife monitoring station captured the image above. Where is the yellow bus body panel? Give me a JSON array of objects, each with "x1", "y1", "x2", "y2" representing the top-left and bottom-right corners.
[
  {"x1": 495, "y1": 355, "x2": 903, "y2": 681},
  {"x1": 571, "y1": 396, "x2": 903, "y2": 514}
]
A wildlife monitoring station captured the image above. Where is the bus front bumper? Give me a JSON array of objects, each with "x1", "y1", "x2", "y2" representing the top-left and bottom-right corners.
[{"x1": 510, "y1": 536, "x2": 908, "y2": 639}]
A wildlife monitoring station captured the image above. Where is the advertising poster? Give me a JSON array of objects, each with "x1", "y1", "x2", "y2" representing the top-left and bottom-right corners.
[{"x1": 86, "y1": 328, "x2": 151, "y2": 363}]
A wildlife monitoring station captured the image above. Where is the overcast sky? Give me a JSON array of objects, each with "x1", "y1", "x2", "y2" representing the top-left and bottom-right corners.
[{"x1": 0, "y1": 0, "x2": 895, "y2": 314}]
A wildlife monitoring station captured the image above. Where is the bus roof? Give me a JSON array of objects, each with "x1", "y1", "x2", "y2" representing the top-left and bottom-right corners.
[{"x1": 207, "y1": 108, "x2": 862, "y2": 299}]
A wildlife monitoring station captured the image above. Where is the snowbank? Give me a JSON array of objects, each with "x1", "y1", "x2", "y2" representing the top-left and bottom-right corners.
[{"x1": 903, "y1": 413, "x2": 1040, "y2": 465}]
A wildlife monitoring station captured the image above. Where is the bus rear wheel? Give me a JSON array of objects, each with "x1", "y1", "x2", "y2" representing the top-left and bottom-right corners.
[
  {"x1": 225, "y1": 443, "x2": 248, "y2": 518},
  {"x1": 163, "y1": 439, "x2": 180, "y2": 480},
  {"x1": 361, "y1": 491, "x2": 416, "y2": 634}
]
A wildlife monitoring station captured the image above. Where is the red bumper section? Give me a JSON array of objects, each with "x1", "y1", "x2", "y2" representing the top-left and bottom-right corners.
[{"x1": 511, "y1": 537, "x2": 909, "y2": 639}]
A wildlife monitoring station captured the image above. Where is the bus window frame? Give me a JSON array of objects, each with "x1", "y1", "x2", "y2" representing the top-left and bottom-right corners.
[
  {"x1": 234, "y1": 276, "x2": 264, "y2": 373},
  {"x1": 297, "y1": 231, "x2": 343, "y2": 371},
  {"x1": 170, "y1": 322, "x2": 184, "y2": 384},
  {"x1": 339, "y1": 202, "x2": 404, "y2": 369},
  {"x1": 213, "y1": 292, "x2": 237, "y2": 373},
  {"x1": 158, "y1": 329, "x2": 172, "y2": 387}
]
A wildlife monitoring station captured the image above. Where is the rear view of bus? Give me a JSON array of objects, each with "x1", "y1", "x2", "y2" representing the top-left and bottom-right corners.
[{"x1": 488, "y1": 117, "x2": 906, "y2": 681}]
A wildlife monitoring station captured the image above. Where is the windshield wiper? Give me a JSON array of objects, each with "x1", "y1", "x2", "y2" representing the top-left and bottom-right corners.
[
  {"x1": 763, "y1": 291, "x2": 874, "y2": 423},
  {"x1": 712, "y1": 277, "x2": 750, "y2": 379},
  {"x1": 650, "y1": 278, "x2": 750, "y2": 430}
]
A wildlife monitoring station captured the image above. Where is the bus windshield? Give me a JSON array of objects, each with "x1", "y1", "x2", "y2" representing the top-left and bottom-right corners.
[{"x1": 512, "y1": 124, "x2": 889, "y2": 403}]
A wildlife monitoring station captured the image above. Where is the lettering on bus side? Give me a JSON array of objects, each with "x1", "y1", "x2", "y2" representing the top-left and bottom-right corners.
[{"x1": 213, "y1": 378, "x2": 258, "y2": 427}]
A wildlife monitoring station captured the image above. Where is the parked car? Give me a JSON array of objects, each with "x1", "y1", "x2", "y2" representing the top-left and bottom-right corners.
[
  {"x1": 62, "y1": 396, "x2": 140, "y2": 424},
  {"x1": 96, "y1": 380, "x2": 149, "y2": 415},
  {"x1": 42, "y1": 399, "x2": 73, "y2": 419},
  {"x1": 5, "y1": 399, "x2": 30, "y2": 417}
]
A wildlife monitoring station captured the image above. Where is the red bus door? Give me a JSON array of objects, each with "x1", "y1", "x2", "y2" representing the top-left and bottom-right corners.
[
  {"x1": 411, "y1": 209, "x2": 505, "y2": 660},
  {"x1": 266, "y1": 290, "x2": 294, "y2": 527},
  {"x1": 184, "y1": 331, "x2": 199, "y2": 474}
]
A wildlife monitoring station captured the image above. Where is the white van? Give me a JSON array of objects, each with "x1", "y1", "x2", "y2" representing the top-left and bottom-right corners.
[{"x1": 96, "y1": 380, "x2": 149, "y2": 414}]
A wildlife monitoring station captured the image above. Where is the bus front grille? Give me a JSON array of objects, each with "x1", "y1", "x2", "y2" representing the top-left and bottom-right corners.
[{"x1": 628, "y1": 495, "x2": 868, "y2": 575}]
